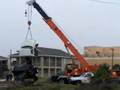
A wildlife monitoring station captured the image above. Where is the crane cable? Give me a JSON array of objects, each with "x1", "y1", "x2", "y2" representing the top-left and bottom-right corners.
[{"x1": 25, "y1": 4, "x2": 33, "y2": 40}]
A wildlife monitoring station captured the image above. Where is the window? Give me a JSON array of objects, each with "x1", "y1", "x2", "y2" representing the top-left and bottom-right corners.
[
  {"x1": 56, "y1": 69, "x2": 62, "y2": 74},
  {"x1": 32, "y1": 57, "x2": 41, "y2": 66},
  {"x1": 38, "y1": 68, "x2": 41, "y2": 76},
  {"x1": 56, "y1": 58, "x2": 62, "y2": 67},
  {"x1": 21, "y1": 58, "x2": 26, "y2": 64},
  {"x1": 50, "y1": 69, "x2": 55, "y2": 76},
  {"x1": 96, "y1": 51, "x2": 100, "y2": 56},
  {"x1": 50, "y1": 57, "x2": 55, "y2": 67},
  {"x1": 2, "y1": 61, "x2": 7, "y2": 65},
  {"x1": 85, "y1": 74, "x2": 92, "y2": 77},
  {"x1": 43, "y1": 57, "x2": 49, "y2": 66},
  {"x1": 37, "y1": 57, "x2": 41, "y2": 66},
  {"x1": 43, "y1": 68, "x2": 48, "y2": 77},
  {"x1": 21, "y1": 46, "x2": 33, "y2": 49}
]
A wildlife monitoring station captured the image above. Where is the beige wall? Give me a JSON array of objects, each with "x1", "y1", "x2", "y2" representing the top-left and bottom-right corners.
[
  {"x1": 85, "y1": 57, "x2": 120, "y2": 66},
  {"x1": 84, "y1": 46, "x2": 120, "y2": 57},
  {"x1": 83, "y1": 46, "x2": 120, "y2": 66}
]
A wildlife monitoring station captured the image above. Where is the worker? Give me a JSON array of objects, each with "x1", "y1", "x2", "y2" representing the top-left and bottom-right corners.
[
  {"x1": 6, "y1": 71, "x2": 13, "y2": 81},
  {"x1": 34, "y1": 43, "x2": 39, "y2": 56}
]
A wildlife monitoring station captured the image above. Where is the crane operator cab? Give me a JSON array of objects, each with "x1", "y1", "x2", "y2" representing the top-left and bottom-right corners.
[{"x1": 19, "y1": 39, "x2": 39, "y2": 56}]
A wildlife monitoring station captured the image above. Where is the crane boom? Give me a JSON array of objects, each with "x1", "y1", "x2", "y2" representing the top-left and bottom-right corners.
[{"x1": 27, "y1": 0, "x2": 89, "y2": 66}]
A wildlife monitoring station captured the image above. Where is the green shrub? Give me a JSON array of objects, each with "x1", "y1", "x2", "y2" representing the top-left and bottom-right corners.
[{"x1": 94, "y1": 64, "x2": 111, "y2": 82}]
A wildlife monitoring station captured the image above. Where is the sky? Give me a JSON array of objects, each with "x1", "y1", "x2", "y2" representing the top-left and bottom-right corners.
[{"x1": 0, "y1": 0, "x2": 120, "y2": 56}]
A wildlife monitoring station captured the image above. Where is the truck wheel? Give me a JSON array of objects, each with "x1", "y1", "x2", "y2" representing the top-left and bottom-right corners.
[
  {"x1": 51, "y1": 76, "x2": 59, "y2": 82},
  {"x1": 64, "y1": 79, "x2": 69, "y2": 84},
  {"x1": 75, "y1": 80, "x2": 81, "y2": 85}
]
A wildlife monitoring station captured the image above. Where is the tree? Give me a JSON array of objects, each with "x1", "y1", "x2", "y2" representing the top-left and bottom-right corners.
[{"x1": 94, "y1": 64, "x2": 111, "y2": 82}]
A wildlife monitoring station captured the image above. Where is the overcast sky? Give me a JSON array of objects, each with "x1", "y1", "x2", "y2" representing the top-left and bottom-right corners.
[{"x1": 0, "y1": 0, "x2": 120, "y2": 56}]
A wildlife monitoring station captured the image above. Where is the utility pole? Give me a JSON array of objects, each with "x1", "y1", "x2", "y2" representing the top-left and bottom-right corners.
[
  {"x1": 111, "y1": 48, "x2": 114, "y2": 69},
  {"x1": 8, "y1": 49, "x2": 12, "y2": 70}
]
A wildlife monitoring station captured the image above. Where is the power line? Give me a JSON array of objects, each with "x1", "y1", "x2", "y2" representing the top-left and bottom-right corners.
[{"x1": 89, "y1": 0, "x2": 120, "y2": 5}]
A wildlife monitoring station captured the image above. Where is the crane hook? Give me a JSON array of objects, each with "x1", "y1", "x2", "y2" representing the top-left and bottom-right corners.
[{"x1": 25, "y1": 10, "x2": 27, "y2": 17}]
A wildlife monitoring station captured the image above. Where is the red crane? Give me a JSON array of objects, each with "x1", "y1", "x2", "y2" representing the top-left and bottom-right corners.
[{"x1": 27, "y1": 0, "x2": 98, "y2": 76}]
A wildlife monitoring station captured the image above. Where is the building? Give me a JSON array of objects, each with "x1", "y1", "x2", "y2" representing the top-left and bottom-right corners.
[
  {"x1": 11, "y1": 47, "x2": 70, "y2": 77},
  {"x1": 84, "y1": 46, "x2": 120, "y2": 57},
  {"x1": 84, "y1": 46, "x2": 120, "y2": 67},
  {"x1": 0, "y1": 56, "x2": 8, "y2": 78}
]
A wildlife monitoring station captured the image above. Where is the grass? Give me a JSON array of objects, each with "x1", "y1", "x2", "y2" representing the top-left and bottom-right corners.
[{"x1": 1, "y1": 78, "x2": 120, "y2": 90}]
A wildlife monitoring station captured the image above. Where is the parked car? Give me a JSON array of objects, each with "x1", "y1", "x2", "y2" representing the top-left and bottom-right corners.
[
  {"x1": 51, "y1": 72, "x2": 94, "y2": 84},
  {"x1": 69, "y1": 72, "x2": 94, "y2": 84}
]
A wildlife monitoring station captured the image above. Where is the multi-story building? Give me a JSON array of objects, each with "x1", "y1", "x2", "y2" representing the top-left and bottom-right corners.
[{"x1": 11, "y1": 47, "x2": 70, "y2": 77}]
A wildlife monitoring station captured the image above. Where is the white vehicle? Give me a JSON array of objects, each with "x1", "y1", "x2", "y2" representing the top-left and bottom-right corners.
[{"x1": 69, "y1": 72, "x2": 94, "y2": 84}]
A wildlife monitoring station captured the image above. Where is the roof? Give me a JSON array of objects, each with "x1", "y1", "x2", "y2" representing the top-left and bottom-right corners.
[
  {"x1": 37, "y1": 47, "x2": 70, "y2": 57},
  {"x1": 0, "y1": 56, "x2": 8, "y2": 61},
  {"x1": 12, "y1": 47, "x2": 70, "y2": 58}
]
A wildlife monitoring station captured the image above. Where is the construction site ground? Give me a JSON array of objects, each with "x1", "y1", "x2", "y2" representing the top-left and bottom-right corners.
[{"x1": 0, "y1": 78, "x2": 120, "y2": 90}]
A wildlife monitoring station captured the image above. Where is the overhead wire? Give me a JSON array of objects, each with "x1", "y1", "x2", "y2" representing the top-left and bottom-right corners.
[{"x1": 88, "y1": 0, "x2": 120, "y2": 5}]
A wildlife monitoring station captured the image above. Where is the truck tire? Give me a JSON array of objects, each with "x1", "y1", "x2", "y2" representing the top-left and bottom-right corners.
[
  {"x1": 76, "y1": 80, "x2": 81, "y2": 84},
  {"x1": 51, "y1": 76, "x2": 59, "y2": 82},
  {"x1": 72, "y1": 80, "x2": 81, "y2": 85},
  {"x1": 64, "y1": 78, "x2": 69, "y2": 84}
]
